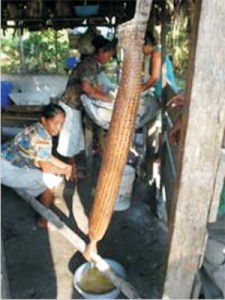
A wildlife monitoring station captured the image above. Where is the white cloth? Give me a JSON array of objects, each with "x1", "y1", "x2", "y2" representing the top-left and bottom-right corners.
[
  {"x1": 1, "y1": 158, "x2": 63, "y2": 197},
  {"x1": 81, "y1": 90, "x2": 159, "y2": 130},
  {"x1": 9, "y1": 92, "x2": 50, "y2": 105},
  {"x1": 97, "y1": 71, "x2": 117, "y2": 93},
  {"x1": 57, "y1": 101, "x2": 85, "y2": 157}
]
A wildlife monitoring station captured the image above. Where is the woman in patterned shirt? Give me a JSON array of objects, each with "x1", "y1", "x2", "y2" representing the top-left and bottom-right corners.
[
  {"x1": 57, "y1": 35, "x2": 117, "y2": 178},
  {"x1": 1, "y1": 103, "x2": 72, "y2": 228}
]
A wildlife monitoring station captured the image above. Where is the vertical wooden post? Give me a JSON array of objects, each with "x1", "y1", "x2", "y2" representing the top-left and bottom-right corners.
[
  {"x1": 55, "y1": 29, "x2": 58, "y2": 72},
  {"x1": 162, "y1": 0, "x2": 225, "y2": 298},
  {"x1": 18, "y1": 28, "x2": 25, "y2": 73}
]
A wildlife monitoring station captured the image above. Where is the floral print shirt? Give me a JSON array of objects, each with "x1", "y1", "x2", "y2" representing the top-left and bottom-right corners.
[
  {"x1": 1, "y1": 122, "x2": 52, "y2": 169},
  {"x1": 60, "y1": 56, "x2": 101, "y2": 109}
]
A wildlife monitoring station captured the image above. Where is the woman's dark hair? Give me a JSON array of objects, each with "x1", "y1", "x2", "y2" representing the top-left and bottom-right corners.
[
  {"x1": 144, "y1": 31, "x2": 157, "y2": 46},
  {"x1": 41, "y1": 103, "x2": 65, "y2": 119},
  {"x1": 92, "y1": 35, "x2": 118, "y2": 53}
]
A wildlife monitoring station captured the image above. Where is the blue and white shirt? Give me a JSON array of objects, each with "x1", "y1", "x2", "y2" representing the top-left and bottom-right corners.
[{"x1": 1, "y1": 122, "x2": 52, "y2": 169}]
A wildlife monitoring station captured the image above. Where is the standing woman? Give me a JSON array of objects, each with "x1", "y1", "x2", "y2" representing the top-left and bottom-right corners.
[
  {"x1": 57, "y1": 35, "x2": 117, "y2": 176},
  {"x1": 141, "y1": 31, "x2": 178, "y2": 97},
  {"x1": 1, "y1": 103, "x2": 72, "y2": 227}
]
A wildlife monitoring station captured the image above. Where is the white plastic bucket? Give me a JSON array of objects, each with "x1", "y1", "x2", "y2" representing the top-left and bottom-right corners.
[
  {"x1": 114, "y1": 165, "x2": 135, "y2": 211},
  {"x1": 73, "y1": 258, "x2": 126, "y2": 299}
]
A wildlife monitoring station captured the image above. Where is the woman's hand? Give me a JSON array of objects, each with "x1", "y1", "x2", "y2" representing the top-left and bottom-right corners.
[
  {"x1": 64, "y1": 164, "x2": 73, "y2": 181},
  {"x1": 38, "y1": 158, "x2": 73, "y2": 180},
  {"x1": 82, "y1": 80, "x2": 115, "y2": 103}
]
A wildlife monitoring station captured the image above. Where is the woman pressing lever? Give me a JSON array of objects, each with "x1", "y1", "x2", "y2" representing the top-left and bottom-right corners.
[{"x1": 1, "y1": 103, "x2": 72, "y2": 228}]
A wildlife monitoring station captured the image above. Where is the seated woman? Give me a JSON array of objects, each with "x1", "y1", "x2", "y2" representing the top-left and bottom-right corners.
[
  {"x1": 1, "y1": 103, "x2": 72, "y2": 228},
  {"x1": 141, "y1": 31, "x2": 179, "y2": 98},
  {"x1": 57, "y1": 35, "x2": 118, "y2": 173}
]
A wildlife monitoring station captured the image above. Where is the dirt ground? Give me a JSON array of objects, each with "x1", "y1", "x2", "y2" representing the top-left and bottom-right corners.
[{"x1": 1, "y1": 154, "x2": 168, "y2": 299}]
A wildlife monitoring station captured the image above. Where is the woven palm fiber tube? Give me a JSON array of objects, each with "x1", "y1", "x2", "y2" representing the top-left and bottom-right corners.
[{"x1": 86, "y1": 0, "x2": 153, "y2": 255}]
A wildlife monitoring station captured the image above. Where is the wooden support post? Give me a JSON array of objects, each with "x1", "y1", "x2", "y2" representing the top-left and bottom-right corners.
[
  {"x1": 18, "y1": 28, "x2": 25, "y2": 73},
  {"x1": 209, "y1": 149, "x2": 225, "y2": 222},
  {"x1": 14, "y1": 189, "x2": 141, "y2": 299},
  {"x1": 162, "y1": 0, "x2": 225, "y2": 298}
]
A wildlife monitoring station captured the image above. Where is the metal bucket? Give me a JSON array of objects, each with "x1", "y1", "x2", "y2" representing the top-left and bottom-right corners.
[
  {"x1": 73, "y1": 258, "x2": 126, "y2": 299},
  {"x1": 114, "y1": 165, "x2": 135, "y2": 211}
]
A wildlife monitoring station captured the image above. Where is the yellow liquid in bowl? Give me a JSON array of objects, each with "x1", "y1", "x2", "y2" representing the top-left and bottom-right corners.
[{"x1": 79, "y1": 266, "x2": 115, "y2": 294}]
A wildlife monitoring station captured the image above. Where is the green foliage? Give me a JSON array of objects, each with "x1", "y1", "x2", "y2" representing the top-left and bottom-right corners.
[
  {"x1": 1, "y1": 29, "x2": 70, "y2": 74},
  {"x1": 166, "y1": 17, "x2": 189, "y2": 75},
  {"x1": 1, "y1": 33, "x2": 21, "y2": 73},
  {"x1": 1, "y1": 18, "x2": 189, "y2": 76}
]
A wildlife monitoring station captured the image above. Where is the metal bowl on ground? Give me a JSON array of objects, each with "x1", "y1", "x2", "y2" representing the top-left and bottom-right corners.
[{"x1": 73, "y1": 258, "x2": 126, "y2": 299}]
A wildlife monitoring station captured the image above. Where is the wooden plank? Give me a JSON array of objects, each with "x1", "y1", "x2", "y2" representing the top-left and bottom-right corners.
[
  {"x1": 161, "y1": 132, "x2": 177, "y2": 214},
  {"x1": 5, "y1": 105, "x2": 42, "y2": 113},
  {"x1": 160, "y1": 83, "x2": 179, "y2": 214},
  {"x1": 190, "y1": 272, "x2": 202, "y2": 299},
  {"x1": 1, "y1": 114, "x2": 39, "y2": 121},
  {"x1": 162, "y1": 0, "x2": 225, "y2": 298}
]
